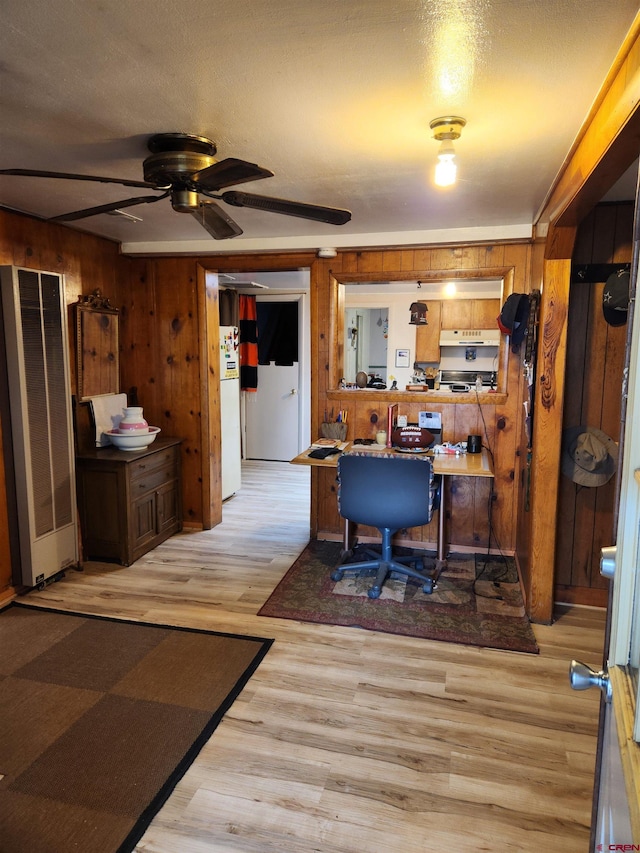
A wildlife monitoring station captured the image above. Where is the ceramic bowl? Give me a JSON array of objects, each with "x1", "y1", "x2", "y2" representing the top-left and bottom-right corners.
[{"x1": 106, "y1": 426, "x2": 161, "y2": 451}]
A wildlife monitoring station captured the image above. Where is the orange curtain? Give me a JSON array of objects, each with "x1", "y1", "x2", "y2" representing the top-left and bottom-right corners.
[{"x1": 239, "y1": 294, "x2": 258, "y2": 391}]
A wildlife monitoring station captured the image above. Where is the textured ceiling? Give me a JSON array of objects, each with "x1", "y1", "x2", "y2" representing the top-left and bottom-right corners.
[{"x1": 0, "y1": 0, "x2": 637, "y2": 254}]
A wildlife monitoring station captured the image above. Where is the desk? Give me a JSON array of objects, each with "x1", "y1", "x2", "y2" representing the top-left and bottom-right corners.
[
  {"x1": 430, "y1": 447, "x2": 493, "y2": 576},
  {"x1": 291, "y1": 443, "x2": 494, "y2": 575},
  {"x1": 290, "y1": 442, "x2": 350, "y2": 467}
]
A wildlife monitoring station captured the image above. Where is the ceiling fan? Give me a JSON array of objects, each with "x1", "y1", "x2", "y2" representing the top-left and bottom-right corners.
[{"x1": 0, "y1": 132, "x2": 352, "y2": 239}]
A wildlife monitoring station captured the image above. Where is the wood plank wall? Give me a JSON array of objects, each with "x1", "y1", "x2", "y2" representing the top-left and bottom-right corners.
[
  {"x1": 114, "y1": 243, "x2": 535, "y2": 559},
  {"x1": 113, "y1": 252, "x2": 316, "y2": 529},
  {"x1": 554, "y1": 201, "x2": 633, "y2": 606},
  {"x1": 112, "y1": 257, "x2": 207, "y2": 526},
  {"x1": 309, "y1": 244, "x2": 533, "y2": 556}
]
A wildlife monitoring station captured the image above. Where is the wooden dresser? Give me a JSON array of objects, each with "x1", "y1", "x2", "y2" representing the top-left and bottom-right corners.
[{"x1": 76, "y1": 437, "x2": 182, "y2": 566}]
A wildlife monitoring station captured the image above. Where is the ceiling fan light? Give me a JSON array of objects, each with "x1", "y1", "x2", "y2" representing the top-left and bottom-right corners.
[{"x1": 171, "y1": 188, "x2": 199, "y2": 212}]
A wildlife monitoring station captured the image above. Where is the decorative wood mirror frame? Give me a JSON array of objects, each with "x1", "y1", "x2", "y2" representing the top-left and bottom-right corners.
[{"x1": 75, "y1": 290, "x2": 120, "y2": 401}]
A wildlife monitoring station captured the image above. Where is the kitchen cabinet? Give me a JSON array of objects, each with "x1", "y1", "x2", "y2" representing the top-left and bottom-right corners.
[
  {"x1": 471, "y1": 298, "x2": 500, "y2": 329},
  {"x1": 76, "y1": 437, "x2": 182, "y2": 565},
  {"x1": 441, "y1": 298, "x2": 500, "y2": 330},
  {"x1": 414, "y1": 300, "x2": 442, "y2": 362}
]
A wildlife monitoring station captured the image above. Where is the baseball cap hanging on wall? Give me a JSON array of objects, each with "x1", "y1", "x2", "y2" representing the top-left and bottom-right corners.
[
  {"x1": 602, "y1": 269, "x2": 630, "y2": 326},
  {"x1": 497, "y1": 293, "x2": 530, "y2": 350}
]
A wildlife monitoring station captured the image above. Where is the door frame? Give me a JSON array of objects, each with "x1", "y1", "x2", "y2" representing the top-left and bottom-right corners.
[
  {"x1": 198, "y1": 258, "x2": 316, "y2": 529},
  {"x1": 602, "y1": 238, "x2": 640, "y2": 838},
  {"x1": 241, "y1": 290, "x2": 310, "y2": 458}
]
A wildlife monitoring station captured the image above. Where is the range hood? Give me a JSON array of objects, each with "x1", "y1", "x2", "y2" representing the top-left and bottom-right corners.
[{"x1": 439, "y1": 329, "x2": 500, "y2": 347}]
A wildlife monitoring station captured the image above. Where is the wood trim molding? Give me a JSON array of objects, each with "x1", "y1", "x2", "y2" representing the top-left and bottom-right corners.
[
  {"x1": 198, "y1": 266, "x2": 222, "y2": 530},
  {"x1": 609, "y1": 666, "x2": 640, "y2": 840},
  {"x1": 527, "y1": 258, "x2": 571, "y2": 623}
]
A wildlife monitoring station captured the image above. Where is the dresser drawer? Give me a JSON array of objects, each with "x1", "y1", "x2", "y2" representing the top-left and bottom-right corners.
[
  {"x1": 130, "y1": 466, "x2": 175, "y2": 498},
  {"x1": 129, "y1": 446, "x2": 177, "y2": 481}
]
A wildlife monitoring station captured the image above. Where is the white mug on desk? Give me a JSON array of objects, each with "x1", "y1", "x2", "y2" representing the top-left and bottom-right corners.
[{"x1": 376, "y1": 430, "x2": 387, "y2": 445}]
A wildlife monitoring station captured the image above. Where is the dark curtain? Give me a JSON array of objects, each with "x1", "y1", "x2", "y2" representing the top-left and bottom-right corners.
[
  {"x1": 257, "y1": 302, "x2": 298, "y2": 365},
  {"x1": 239, "y1": 294, "x2": 258, "y2": 391}
]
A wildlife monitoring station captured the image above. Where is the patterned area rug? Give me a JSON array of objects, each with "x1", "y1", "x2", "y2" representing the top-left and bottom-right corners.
[
  {"x1": 259, "y1": 540, "x2": 538, "y2": 653},
  {"x1": 0, "y1": 603, "x2": 273, "y2": 853}
]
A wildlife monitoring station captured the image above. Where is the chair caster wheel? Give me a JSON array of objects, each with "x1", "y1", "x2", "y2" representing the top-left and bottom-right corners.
[
  {"x1": 331, "y1": 570, "x2": 344, "y2": 582},
  {"x1": 422, "y1": 579, "x2": 433, "y2": 594},
  {"x1": 367, "y1": 587, "x2": 381, "y2": 599}
]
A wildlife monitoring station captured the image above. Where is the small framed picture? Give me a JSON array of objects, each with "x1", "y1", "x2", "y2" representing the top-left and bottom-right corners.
[{"x1": 395, "y1": 348, "x2": 410, "y2": 368}]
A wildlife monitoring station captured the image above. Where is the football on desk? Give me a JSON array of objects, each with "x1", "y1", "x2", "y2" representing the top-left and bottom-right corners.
[
  {"x1": 352, "y1": 411, "x2": 442, "y2": 453},
  {"x1": 391, "y1": 425, "x2": 434, "y2": 452},
  {"x1": 390, "y1": 411, "x2": 442, "y2": 452}
]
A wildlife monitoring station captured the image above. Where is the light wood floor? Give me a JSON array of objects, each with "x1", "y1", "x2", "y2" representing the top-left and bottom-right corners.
[{"x1": 25, "y1": 461, "x2": 606, "y2": 852}]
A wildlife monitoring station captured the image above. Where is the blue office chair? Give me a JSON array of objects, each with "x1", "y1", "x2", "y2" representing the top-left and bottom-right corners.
[{"x1": 331, "y1": 451, "x2": 437, "y2": 598}]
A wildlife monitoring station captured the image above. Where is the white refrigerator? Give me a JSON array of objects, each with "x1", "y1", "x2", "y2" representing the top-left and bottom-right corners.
[{"x1": 219, "y1": 326, "x2": 242, "y2": 499}]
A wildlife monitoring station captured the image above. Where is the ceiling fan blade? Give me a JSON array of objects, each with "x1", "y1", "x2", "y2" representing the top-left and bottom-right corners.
[
  {"x1": 50, "y1": 192, "x2": 168, "y2": 222},
  {"x1": 191, "y1": 202, "x2": 243, "y2": 239},
  {"x1": 221, "y1": 191, "x2": 351, "y2": 226},
  {"x1": 0, "y1": 168, "x2": 160, "y2": 189},
  {"x1": 191, "y1": 158, "x2": 274, "y2": 191}
]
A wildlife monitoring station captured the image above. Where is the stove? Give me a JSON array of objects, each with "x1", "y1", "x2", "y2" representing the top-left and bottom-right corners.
[{"x1": 439, "y1": 370, "x2": 496, "y2": 392}]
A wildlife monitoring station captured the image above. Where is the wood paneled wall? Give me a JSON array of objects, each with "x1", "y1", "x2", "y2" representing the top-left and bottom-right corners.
[
  {"x1": 0, "y1": 213, "x2": 225, "y2": 571},
  {"x1": 308, "y1": 243, "x2": 533, "y2": 555},
  {"x1": 554, "y1": 202, "x2": 633, "y2": 605},
  {"x1": 114, "y1": 252, "x2": 316, "y2": 529},
  {"x1": 111, "y1": 257, "x2": 208, "y2": 526},
  {"x1": 528, "y1": 19, "x2": 639, "y2": 622},
  {"x1": 115, "y1": 244, "x2": 534, "y2": 559}
]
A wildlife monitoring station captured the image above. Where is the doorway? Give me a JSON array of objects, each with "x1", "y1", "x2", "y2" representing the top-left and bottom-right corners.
[
  {"x1": 243, "y1": 290, "x2": 310, "y2": 462},
  {"x1": 554, "y1": 200, "x2": 634, "y2": 607}
]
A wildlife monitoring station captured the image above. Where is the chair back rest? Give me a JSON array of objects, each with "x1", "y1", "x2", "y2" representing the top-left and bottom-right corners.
[{"x1": 337, "y1": 451, "x2": 434, "y2": 530}]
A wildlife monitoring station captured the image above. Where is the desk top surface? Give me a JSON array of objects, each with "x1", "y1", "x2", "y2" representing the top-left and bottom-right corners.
[{"x1": 291, "y1": 443, "x2": 494, "y2": 477}]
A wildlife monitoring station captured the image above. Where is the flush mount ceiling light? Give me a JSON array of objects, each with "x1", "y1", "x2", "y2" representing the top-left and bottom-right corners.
[{"x1": 429, "y1": 116, "x2": 466, "y2": 187}]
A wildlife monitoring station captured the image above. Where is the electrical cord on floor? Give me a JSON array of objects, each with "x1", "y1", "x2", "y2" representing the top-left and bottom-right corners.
[
  {"x1": 472, "y1": 387, "x2": 511, "y2": 598},
  {"x1": 473, "y1": 493, "x2": 511, "y2": 598}
]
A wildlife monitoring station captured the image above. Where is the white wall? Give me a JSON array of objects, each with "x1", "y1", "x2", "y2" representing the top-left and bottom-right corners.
[{"x1": 344, "y1": 291, "x2": 417, "y2": 388}]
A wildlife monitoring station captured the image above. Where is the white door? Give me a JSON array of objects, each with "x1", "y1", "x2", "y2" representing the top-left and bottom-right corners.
[
  {"x1": 244, "y1": 294, "x2": 308, "y2": 461},
  {"x1": 575, "y1": 249, "x2": 640, "y2": 847},
  {"x1": 245, "y1": 364, "x2": 300, "y2": 461}
]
